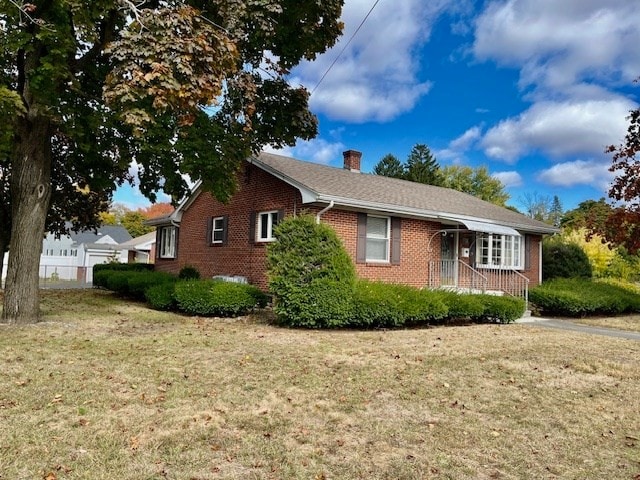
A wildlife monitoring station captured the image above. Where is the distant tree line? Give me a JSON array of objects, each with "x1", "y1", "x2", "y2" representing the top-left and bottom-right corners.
[{"x1": 373, "y1": 144, "x2": 510, "y2": 207}]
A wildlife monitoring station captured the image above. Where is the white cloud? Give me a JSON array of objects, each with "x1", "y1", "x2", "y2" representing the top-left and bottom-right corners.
[
  {"x1": 292, "y1": 0, "x2": 454, "y2": 123},
  {"x1": 473, "y1": 0, "x2": 640, "y2": 89},
  {"x1": 450, "y1": 126, "x2": 482, "y2": 150},
  {"x1": 492, "y1": 171, "x2": 523, "y2": 188},
  {"x1": 265, "y1": 138, "x2": 345, "y2": 166},
  {"x1": 537, "y1": 159, "x2": 614, "y2": 190},
  {"x1": 481, "y1": 97, "x2": 635, "y2": 163}
]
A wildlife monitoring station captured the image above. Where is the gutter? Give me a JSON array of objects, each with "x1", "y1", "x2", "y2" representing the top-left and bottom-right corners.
[{"x1": 315, "y1": 200, "x2": 334, "y2": 224}]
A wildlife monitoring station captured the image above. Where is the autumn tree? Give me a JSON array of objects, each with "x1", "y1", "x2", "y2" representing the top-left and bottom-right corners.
[
  {"x1": 140, "y1": 202, "x2": 174, "y2": 220},
  {"x1": 439, "y1": 165, "x2": 509, "y2": 206},
  {"x1": 373, "y1": 154, "x2": 404, "y2": 179},
  {"x1": 561, "y1": 198, "x2": 613, "y2": 233},
  {"x1": 607, "y1": 97, "x2": 640, "y2": 253},
  {"x1": 405, "y1": 144, "x2": 442, "y2": 185},
  {"x1": 0, "y1": 1, "x2": 343, "y2": 323}
]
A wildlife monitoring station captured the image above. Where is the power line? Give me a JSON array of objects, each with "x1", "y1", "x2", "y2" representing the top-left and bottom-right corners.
[{"x1": 311, "y1": 0, "x2": 382, "y2": 95}]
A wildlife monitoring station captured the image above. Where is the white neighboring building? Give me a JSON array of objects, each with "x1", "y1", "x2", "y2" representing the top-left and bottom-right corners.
[
  {"x1": 118, "y1": 231, "x2": 157, "y2": 264},
  {"x1": 1, "y1": 225, "x2": 132, "y2": 284}
]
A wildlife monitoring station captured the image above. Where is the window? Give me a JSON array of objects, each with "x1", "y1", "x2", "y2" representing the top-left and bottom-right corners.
[
  {"x1": 365, "y1": 215, "x2": 390, "y2": 262},
  {"x1": 257, "y1": 211, "x2": 279, "y2": 242},
  {"x1": 211, "y1": 216, "x2": 226, "y2": 244},
  {"x1": 159, "y1": 226, "x2": 177, "y2": 259},
  {"x1": 477, "y1": 234, "x2": 522, "y2": 269}
]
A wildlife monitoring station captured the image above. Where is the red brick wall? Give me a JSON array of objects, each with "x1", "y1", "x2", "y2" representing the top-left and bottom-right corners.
[
  {"x1": 156, "y1": 162, "x2": 545, "y2": 290},
  {"x1": 155, "y1": 162, "x2": 303, "y2": 289},
  {"x1": 317, "y1": 209, "x2": 442, "y2": 287}
]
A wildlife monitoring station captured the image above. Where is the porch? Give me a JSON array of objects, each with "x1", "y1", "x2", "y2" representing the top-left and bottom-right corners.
[
  {"x1": 427, "y1": 259, "x2": 529, "y2": 308},
  {"x1": 426, "y1": 228, "x2": 530, "y2": 307}
]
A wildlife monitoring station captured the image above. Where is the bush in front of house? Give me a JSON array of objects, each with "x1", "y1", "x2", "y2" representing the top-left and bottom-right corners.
[
  {"x1": 104, "y1": 271, "x2": 134, "y2": 296},
  {"x1": 178, "y1": 265, "x2": 201, "y2": 280},
  {"x1": 350, "y1": 280, "x2": 449, "y2": 328},
  {"x1": 542, "y1": 238, "x2": 592, "y2": 281},
  {"x1": 267, "y1": 215, "x2": 356, "y2": 328},
  {"x1": 127, "y1": 271, "x2": 176, "y2": 301},
  {"x1": 530, "y1": 278, "x2": 640, "y2": 317},
  {"x1": 93, "y1": 262, "x2": 154, "y2": 274},
  {"x1": 174, "y1": 279, "x2": 266, "y2": 317},
  {"x1": 476, "y1": 295, "x2": 526, "y2": 323},
  {"x1": 145, "y1": 282, "x2": 177, "y2": 311}
]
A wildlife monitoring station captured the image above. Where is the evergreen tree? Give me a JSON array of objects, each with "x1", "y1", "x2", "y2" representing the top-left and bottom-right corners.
[
  {"x1": 549, "y1": 195, "x2": 563, "y2": 227},
  {"x1": 405, "y1": 144, "x2": 442, "y2": 185},
  {"x1": 373, "y1": 154, "x2": 405, "y2": 179}
]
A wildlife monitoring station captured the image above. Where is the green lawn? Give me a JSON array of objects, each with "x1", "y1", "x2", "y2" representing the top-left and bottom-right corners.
[{"x1": 1, "y1": 289, "x2": 639, "y2": 479}]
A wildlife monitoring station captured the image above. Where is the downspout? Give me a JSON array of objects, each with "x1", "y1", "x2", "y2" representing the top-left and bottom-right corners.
[{"x1": 315, "y1": 200, "x2": 334, "y2": 224}]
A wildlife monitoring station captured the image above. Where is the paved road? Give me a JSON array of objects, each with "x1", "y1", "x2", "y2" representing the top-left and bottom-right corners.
[{"x1": 517, "y1": 317, "x2": 640, "y2": 341}]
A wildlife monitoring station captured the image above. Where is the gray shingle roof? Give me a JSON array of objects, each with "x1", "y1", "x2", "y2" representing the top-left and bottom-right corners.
[
  {"x1": 252, "y1": 152, "x2": 558, "y2": 234},
  {"x1": 70, "y1": 225, "x2": 133, "y2": 244}
]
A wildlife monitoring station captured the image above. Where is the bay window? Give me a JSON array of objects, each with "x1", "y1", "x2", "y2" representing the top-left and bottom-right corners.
[{"x1": 477, "y1": 233, "x2": 522, "y2": 269}]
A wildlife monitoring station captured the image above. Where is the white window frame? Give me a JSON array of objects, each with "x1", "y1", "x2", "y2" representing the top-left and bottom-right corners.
[
  {"x1": 257, "y1": 211, "x2": 279, "y2": 242},
  {"x1": 365, "y1": 215, "x2": 391, "y2": 263},
  {"x1": 476, "y1": 234, "x2": 523, "y2": 269},
  {"x1": 211, "y1": 216, "x2": 225, "y2": 244},
  {"x1": 159, "y1": 226, "x2": 177, "y2": 259}
]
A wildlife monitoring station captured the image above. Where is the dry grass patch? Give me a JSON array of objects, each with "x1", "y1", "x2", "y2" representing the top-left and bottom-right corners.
[
  {"x1": 0, "y1": 289, "x2": 639, "y2": 479},
  {"x1": 574, "y1": 315, "x2": 640, "y2": 333}
]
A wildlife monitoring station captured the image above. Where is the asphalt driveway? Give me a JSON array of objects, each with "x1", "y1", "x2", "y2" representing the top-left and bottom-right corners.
[{"x1": 518, "y1": 317, "x2": 640, "y2": 341}]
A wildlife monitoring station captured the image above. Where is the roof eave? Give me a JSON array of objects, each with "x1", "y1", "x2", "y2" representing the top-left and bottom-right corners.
[{"x1": 313, "y1": 195, "x2": 559, "y2": 235}]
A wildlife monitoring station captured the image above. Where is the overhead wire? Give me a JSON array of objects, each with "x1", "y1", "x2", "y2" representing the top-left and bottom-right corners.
[{"x1": 310, "y1": 0, "x2": 382, "y2": 95}]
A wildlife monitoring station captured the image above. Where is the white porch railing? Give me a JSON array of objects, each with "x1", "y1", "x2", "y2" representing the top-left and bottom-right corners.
[{"x1": 428, "y1": 260, "x2": 529, "y2": 307}]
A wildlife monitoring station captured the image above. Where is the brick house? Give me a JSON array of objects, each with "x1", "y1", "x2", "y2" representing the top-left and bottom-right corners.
[{"x1": 150, "y1": 150, "x2": 558, "y2": 299}]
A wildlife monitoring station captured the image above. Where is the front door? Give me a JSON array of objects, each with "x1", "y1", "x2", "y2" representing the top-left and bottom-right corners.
[{"x1": 440, "y1": 232, "x2": 458, "y2": 286}]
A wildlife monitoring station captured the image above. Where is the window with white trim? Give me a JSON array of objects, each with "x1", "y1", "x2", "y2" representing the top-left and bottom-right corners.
[
  {"x1": 365, "y1": 215, "x2": 390, "y2": 262},
  {"x1": 211, "y1": 216, "x2": 225, "y2": 244},
  {"x1": 257, "y1": 211, "x2": 279, "y2": 242},
  {"x1": 477, "y1": 234, "x2": 523, "y2": 269},
  {"x1": 159, "y1": 226, "x2": 177, "y2": 259}
]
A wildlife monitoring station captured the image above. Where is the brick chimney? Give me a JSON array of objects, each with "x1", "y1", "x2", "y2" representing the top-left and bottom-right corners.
[{"x1": 343, "y1": 150, "x2": 362, "y2": 173}]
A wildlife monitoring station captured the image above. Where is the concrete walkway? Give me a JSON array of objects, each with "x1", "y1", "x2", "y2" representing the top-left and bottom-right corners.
[{"x1": 517, "y1": 316, "x2": 640, "y2": 341}]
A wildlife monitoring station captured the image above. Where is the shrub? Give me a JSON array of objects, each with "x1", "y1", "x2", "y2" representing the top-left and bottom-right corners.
[
  {"x1": 93, "y1": 269, "x2": 112, "y2": 289},
  {"x1": 477, "y1": 295, "x2": 525, "y2": 323},
  {"x1": 530, "y1": 278, "x2": 640, "y2": 317},
  {"x1": 267, "y1": 215, "x2": 356, "y2": 328},
  {"x1": 93, "y1": 262, "x2": 154, "y2": 274},
  {"x1": 542, "y1": 238, "x2": 592, "y2": 281},
  {"x1": 178, "y1": 265, "x2": 201, "y2": 280},
  {"x1": 351, "y1": 281, "x2": 409, "y2": 328},
  {"x1": 350, "y1": 281, "x2": 451, "y2": 328},
  {"x1": 436, "y1": 291, "x2": 486, "y2": 320},
  {"x1": 105, "y1": 271, "x2": 134, "y2": 296},
  {"x1": 145, "y1": 283, "x2": 177, "y2": 311},
  {"x1": 174, "y1": 280, "x2": 264, "y2": 317},
  {"x1": 127, "y1": 271, "x2": 176, "y2": 301}
]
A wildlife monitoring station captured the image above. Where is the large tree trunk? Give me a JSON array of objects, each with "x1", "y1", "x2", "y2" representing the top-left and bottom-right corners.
[{"x1": 1, "y1": 116, "x2": 52, "y2": 324}]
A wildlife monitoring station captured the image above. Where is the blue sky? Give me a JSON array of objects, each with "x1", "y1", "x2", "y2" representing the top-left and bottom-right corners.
[{"x1": 115, "y1": 0, "x2": 640, "y2": 212}]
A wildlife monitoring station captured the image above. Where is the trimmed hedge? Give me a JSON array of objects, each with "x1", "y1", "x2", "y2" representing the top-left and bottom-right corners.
[
  {"x1": 174, "y1": 280, "x2": 267, "y2": 317},
  {"x1": 530, "y1": 278, "x2": 640, "y2": 317},
  {"x1": 93, "y1": 262, "x2": 154, "y2": 274},
  {"x1": 127, "y1": 271, "x2": 176, "y2": 301},
  {"x1": 351, "y1": 281, "x2": 449, "y2": 328},
  {"x1": 352, "y1": 282, "x2": 524, "y2": 326},
  {"x1": 477, "y1": 295, "x2": 526, "y2": 323},
  {"x1": 145, "y1": 283, "x2": 177, "y2": 311}
]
